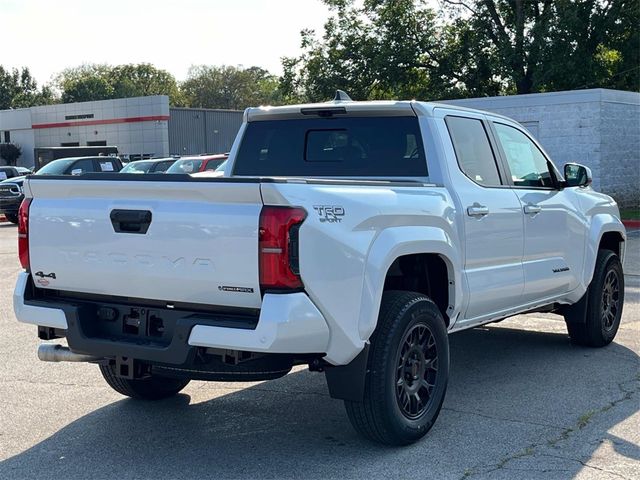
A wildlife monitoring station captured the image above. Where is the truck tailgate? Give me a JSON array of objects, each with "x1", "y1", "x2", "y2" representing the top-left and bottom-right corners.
[{"x1": 26, "y1": 178, "x2": 263, "y2": 309}]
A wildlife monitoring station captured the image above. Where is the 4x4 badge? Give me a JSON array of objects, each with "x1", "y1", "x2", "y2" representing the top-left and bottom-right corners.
[{"x1": 35, "y1": 271, "x2": 56, "y2": 279}]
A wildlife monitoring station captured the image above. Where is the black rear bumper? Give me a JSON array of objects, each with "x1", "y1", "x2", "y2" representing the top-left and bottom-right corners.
[{"x1": 26, "y1": 282, "x2": 259, "y2": 366}]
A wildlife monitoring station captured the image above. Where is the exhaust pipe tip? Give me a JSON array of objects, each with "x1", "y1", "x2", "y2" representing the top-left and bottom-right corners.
[{"x1": 37, "y1": 344, "x2": 102, "y2": 363}]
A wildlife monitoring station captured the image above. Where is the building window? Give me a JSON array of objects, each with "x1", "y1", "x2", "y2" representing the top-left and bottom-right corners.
[
  {"x1": 3, "y1": 131, "x2": 9, "y2": 143},
  {"x1": 60, "y1": 142, "x2": 80, "y2": 147},
  {"x1": 87, "y1": 140, "x2": 107, "y2": 146}
]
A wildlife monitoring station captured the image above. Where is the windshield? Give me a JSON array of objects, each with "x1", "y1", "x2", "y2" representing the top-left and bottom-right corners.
[
  {"x1": 35, "y1": 159, "x2": 77, "y2": 175},
  {"x1": 166, "y1": 158, "x2": 205, "y2": 174},
  {"x1": 215, "y1": 160, "x2": 227, "y2": 172},
  {"x1": 121, "y1": 161, "x2": 154, "y2": 174}
]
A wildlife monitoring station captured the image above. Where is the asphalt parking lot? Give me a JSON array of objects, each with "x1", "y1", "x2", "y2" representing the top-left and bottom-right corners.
[{"x1": 0, "y1": 221, "x2": 638, "y2": 480}]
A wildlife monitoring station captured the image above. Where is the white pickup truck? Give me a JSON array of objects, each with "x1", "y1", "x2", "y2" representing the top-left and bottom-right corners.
[{"x1": 14, "y1": 95, "x2": 626, "y2": 445}]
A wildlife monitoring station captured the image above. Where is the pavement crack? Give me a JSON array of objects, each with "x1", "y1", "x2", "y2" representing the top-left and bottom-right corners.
[
  {"x1": 460, "y1": 374, "x2": 640, "y2": 479},
  {"x1": 540, "y1": 453, "x2": 634, "y2": 480},
  {"x1": 442, "y1": 407, "x2": 560, "y2": 429}
]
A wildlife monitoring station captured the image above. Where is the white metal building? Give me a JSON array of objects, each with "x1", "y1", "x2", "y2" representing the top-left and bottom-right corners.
[
  {"x1": 0, "y1": 96, "x2": 244, "y2": 168},
  {"x1": 0, "y1": 96, "x2": 170, "y2": 167}
]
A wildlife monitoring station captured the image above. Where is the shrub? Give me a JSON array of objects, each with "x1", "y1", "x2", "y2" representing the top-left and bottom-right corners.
[{"x1": 0, "y1": 143, "x2": 22, "y2": 166}]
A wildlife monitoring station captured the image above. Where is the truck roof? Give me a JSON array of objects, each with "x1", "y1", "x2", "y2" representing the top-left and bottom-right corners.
[{"x1": 246, "y1": 99, "x2": 514, "y2": 123}]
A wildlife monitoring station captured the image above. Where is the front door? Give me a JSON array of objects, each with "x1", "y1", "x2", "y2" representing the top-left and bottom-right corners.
[
  {"x1": 491, "y1": 122, "x2": 586, "y2": 303},
  {"x1": 441, "y1": 113, "x2": 525, "y2": 323}
]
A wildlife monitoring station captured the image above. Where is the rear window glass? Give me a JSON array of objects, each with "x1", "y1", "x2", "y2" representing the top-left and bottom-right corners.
[{"x1": 233, "y1": 117, "x2": 427, "y2": 177}]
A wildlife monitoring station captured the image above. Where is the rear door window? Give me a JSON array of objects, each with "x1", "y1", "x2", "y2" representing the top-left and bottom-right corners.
[
  {"x1": 445, "y1": 116, "x2": 502, "y2": 187},
  {"x1": 233, "y1": 116, "x2": 427, "y2": 177}
]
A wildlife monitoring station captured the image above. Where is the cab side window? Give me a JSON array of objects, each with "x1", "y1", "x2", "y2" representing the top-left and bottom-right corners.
[
  {"x1": 446, "y1": 116, "x2": 502, "y2": 187},
  {"x1": 494, "y1": 123, "x2": 555, "y2": 188}
]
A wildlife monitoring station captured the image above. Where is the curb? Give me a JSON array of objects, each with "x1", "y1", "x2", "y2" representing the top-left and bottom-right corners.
[{"x1": 622, "y1": 220, "x2": 640, "y2": 229}]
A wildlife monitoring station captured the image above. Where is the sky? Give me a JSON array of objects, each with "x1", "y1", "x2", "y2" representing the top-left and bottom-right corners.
[{"x1": 1, "y1": 0, "x2": 332, "y2": 85}]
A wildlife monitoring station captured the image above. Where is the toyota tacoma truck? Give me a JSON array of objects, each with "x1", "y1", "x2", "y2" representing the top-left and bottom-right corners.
[{"x1": 14, "y1": 94, "x2": 626, "y2": 445}]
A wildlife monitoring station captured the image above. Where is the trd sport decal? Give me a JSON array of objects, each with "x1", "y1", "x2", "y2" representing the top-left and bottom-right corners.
[{"x1": 313, "y1": 205, "x2": 345, "y2": 223}]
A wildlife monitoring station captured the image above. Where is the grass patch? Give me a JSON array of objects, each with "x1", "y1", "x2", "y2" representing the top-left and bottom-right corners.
[
  {"x1": 577, "y1": 410, "x2": 596, "y2": 429},
  {"x1": 620, "y1": 208, "x2": 640, "y2": 221}
]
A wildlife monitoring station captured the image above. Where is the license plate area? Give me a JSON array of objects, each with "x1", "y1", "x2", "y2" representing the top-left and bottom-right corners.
[{"x1": 80, "y1": 305, "x2": 177, "y2": 347}]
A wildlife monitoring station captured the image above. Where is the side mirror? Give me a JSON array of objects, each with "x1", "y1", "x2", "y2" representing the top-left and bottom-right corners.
[{"x1": 564, "y1": 163, "x2": 592, "y2": 188}]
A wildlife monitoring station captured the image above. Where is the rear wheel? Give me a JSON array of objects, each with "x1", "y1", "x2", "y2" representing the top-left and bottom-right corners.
[
  {"x1": 99, "y1": 364, "x2": 190, "y2": 400},
  {"x1": 345, "y1": 291, "x2": 449, "y2": 446},
  {"x1": 565, "y1": 249, "x2": 624, "y2": 347},
  {"x1": 4, "y1": 213, "x2": 18, "y2": 224}
]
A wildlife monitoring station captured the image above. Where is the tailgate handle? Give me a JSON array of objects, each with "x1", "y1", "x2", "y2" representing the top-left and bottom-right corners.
[{"x1": 110, "y1": 209, "x2": 152, "y2": 234}]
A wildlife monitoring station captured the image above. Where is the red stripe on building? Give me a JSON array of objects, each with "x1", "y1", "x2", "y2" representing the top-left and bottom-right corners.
[{"x1": 32, "y1": 115, "x2": 170, "y2": 129}]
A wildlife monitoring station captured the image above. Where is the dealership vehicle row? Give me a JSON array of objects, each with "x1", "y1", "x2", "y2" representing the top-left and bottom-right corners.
[{"x1": 0, "y1": 153, "x2": 229, "y2": 223}]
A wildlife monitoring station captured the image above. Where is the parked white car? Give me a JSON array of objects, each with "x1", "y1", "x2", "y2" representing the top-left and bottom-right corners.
[{"x1": 14, "y1": 95, "x2": 626, "y2": 445}]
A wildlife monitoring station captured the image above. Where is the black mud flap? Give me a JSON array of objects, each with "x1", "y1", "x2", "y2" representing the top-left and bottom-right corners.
[
  {"x1": 563, "y1": 288, "x2": 589, "y2": 324},
  {"x1": 324, "y1": 344, "x2": 369, "y2": 402}
]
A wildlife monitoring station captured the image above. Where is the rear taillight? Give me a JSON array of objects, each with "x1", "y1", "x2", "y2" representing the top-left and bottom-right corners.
[
  {"x1": 259, "y1": 206, "x2": 307, "y2": 291},
  {"x1": 18, "y1": 198, "x2": 32, "y2": 270}
]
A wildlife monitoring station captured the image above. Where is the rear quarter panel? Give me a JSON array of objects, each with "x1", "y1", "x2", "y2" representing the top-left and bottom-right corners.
[{"x1": 261, "y1": 182, "x2": 461, "y2": 364}]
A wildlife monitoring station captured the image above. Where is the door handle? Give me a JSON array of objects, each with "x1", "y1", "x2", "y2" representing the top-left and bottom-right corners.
[
  {"x1": 523, "y1": 204, "x2": 542, "y2": 215},
  {"x1": 467, "y1": 205, "x2": 490, "y2": 217}
]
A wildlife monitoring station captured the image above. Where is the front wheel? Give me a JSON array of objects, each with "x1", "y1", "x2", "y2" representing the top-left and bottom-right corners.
[
  {"x1": 99, "y1": 364, "x2": 190, "y2": 400},
  {"x1": 565, "y1": 249, "x2": 624, "y2": 347},
  {"x1": 345, "y1": 291, "x2": 449, "y2": 446}
]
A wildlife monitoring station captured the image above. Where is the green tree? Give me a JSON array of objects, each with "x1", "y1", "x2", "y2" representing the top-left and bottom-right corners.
[
  {"x1": 112, "y1": 63, "x2": 182, "y2": 104},
  {"x1": 281, "y1": 0, "x2": 449, "y2": 102},
  {"x1": 56, "y1": 63, "x2": 182, "y2": 104},
  {"x1": 0, "y1": 66, "x2": 55, "y2": 109},
  {"x1": 180, "y1": 65, "x2": 281, "y2": 109},
  {"x1": 442, "y1": 0, "x2": 639, "y2": 94},
  {"x1": 285, "y1": 0, "x2": 639, "y2": 101},
  {"x1": 56, "y1": 64, "x2": 116, "y2": 103}
]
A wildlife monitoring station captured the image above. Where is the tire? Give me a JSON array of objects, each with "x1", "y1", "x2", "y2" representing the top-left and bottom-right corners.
[
  {"x1": 565, "y1": 249, "x2": 624, "y2": 347},
  {"x1": 345, "y1": 291, "x2": 449, "y2": 446},
  {"x1": 99, "y1": 364, "x2": 190, "y2": 400},
  {"x1": 4, "y1": 213, "x2": 18, "y2": 224}
]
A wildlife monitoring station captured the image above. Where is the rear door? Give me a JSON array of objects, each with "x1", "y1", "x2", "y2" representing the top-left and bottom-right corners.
[
  {"x1": 27, "y1": 178, "x2": 264, "y2": 308},
  {"x1": 439, "y1": 112, "x2": 525, "y2": 323},
  {"x1": 490, "y1": 121, "x2": 586, "y2": 302}
]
